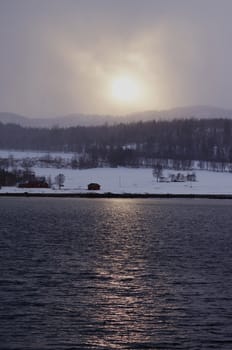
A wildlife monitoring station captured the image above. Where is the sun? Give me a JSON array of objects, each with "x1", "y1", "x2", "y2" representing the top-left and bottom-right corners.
[{"x1": 110, "y1": 75, "x2": 141, "y2": 104}]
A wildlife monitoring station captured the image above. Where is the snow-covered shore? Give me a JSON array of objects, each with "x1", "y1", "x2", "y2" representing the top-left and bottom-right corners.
[{"x1": 1, "y1": 167, "x2": 232, "y2": 195}]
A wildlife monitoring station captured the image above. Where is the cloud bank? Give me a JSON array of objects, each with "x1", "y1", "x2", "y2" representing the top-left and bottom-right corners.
[{"x1": 1, "y1": 0, "x2": 232, "y2": 116}]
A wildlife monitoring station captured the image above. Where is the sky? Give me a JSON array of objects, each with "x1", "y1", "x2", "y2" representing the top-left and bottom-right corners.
[{"x1": 1, "y1": 0, "x2": 232, "y2": 117}]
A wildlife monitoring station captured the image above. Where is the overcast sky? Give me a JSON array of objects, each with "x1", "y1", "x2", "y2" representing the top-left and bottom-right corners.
[{"x1": 1, "y1": 0, "x2": 232, "y2": 117}]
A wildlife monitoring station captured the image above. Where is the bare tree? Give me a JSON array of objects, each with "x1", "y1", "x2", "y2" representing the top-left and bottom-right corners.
[
  {"x1": 47, "y1": 175, "x2": 52, "y2": 188},
  {"x1": 55, "y1": 173, "x2": 65, "y2": 189},
  {"x1": 152, "y1": 163, "x2": 163, "y2": 182}
]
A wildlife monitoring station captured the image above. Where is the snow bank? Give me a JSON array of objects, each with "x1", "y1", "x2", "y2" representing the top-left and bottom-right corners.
[{"x1": 1, "y1": 167, "x2": 232, "y2": 195}]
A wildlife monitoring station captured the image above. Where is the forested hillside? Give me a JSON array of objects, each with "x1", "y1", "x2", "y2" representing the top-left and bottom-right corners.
[{"x1": 0, "y1": 118, "x2": 232, "y2": 168}]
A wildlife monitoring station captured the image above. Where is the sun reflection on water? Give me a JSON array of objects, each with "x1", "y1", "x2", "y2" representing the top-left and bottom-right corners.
[{"x1": 78, "y1": 199, "x2": 181, "y2": 348}]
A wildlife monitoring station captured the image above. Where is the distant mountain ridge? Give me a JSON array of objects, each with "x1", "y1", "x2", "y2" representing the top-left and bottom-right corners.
[{"x1": 1, "y1": 106, "x2": 232, "y2": 128}]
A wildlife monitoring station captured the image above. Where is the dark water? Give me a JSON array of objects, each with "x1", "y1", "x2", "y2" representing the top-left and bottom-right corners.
[{"x1": 0, "y1": 198, "x2": 232, "y2": 350}]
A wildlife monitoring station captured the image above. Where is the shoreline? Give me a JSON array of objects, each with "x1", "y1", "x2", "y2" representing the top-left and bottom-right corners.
[{"x1": 1, "y1": 192, "x2": 232, "y2": 199}]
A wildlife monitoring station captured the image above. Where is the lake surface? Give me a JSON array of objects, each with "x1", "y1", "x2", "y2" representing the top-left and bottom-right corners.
[{"x1": 0, "y1": 198, "x2": 232, "y2": 350}]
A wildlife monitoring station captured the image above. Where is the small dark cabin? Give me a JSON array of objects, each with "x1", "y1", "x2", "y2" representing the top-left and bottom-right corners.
[{"x1": 88, "y1": 183, "x2": 101, "y2": 191}]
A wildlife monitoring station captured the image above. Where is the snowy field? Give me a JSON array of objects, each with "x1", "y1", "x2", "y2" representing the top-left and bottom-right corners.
[
  {"x1": 0, "y1": 150, "x2": 75, "y2": 160},
  {"x1": 1, "y1": 150, "x2": 232, "y2": 195},
  {"x1": 1, "y1": 166, "x2": 232, "y2": 195}
]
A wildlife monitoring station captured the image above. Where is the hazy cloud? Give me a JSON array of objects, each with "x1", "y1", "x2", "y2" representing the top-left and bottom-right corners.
[{"x1": 1, "y1": 0, "x2": 232, "y2": 116}]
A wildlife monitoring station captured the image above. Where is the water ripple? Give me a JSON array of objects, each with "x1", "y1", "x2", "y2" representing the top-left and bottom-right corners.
[{"x1": 0, "y1": 198, "x2": 232, "y2": 349}]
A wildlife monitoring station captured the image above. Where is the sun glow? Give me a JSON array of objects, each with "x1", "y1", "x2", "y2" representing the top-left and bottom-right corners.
[{"x1": 110, "y1": 75, "x2": 142, "y2": 104}]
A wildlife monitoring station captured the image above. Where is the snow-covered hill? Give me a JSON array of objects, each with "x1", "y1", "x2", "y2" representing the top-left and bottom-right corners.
[{"x1": 1, "y1": 106, "x2": 232, "y2": 128}]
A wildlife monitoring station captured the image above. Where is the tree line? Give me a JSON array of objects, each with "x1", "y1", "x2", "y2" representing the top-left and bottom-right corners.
[{"x1": 0, "y1": 118, "x2": 232, "y2": 167}]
